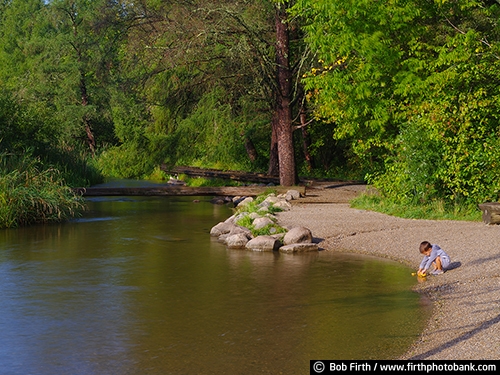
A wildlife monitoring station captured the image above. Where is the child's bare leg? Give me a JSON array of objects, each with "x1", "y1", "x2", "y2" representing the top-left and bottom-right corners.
[{"x1": 434, "y1": 256, "x2": 443, "y2": 271}]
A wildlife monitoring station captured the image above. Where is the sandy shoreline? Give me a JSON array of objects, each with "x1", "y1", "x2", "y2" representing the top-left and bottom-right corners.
[{"x1": 276, "y1": 183, "x2": 500, "y2": 360}]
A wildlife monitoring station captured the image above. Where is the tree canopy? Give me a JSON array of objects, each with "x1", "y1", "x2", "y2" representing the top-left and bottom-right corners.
[
  {"x1": 292, "y1": 0, "x2": 500, "y2": 205},
  {"x1": 1, "y1": 0, "x2": 500, "y2": 207}
]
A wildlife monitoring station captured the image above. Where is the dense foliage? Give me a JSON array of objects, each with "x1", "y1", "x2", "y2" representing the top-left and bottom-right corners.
[
  {"x1": 292, "y1": 0, "x2": 500, "y2": 208},
  {"x1": 1, "y1": 0, "x2": 500, "y2": 225}
]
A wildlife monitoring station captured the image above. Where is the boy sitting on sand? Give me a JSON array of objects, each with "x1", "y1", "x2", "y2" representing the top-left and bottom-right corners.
[{"x1": 417, "y1": 241, "x2": 450, "y2": 276}]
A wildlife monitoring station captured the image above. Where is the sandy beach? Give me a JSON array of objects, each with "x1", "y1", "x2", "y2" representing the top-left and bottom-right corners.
[{"x1": 276, "y1": 183, "x2": 500, "y2": 360}]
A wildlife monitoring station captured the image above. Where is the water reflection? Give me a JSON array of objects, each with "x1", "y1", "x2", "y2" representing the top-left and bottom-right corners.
[{"x1": 0, "y1": 196, "x2": 430, "y2": 374}]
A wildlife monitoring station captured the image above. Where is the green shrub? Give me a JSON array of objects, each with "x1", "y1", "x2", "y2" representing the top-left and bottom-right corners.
[{"x1": 95, "y1": 144, "x2": 157, "y2": 179}]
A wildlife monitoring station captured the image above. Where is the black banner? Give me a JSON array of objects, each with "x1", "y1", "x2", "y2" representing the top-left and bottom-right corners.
[{"x1": 310, "y1": 360, "x2": 499, "y2": 374}]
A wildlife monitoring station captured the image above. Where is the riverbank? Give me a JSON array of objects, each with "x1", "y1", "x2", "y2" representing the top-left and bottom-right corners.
[{"x1": 276, "y1": 183, "x2": 500, "y2": 360}]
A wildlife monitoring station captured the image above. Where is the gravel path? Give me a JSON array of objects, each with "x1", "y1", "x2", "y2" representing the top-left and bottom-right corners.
[{"x1": 276, "y1": 183, "x2": 500, "y2": 360}]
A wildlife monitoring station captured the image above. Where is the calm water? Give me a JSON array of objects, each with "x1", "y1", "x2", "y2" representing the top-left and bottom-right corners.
[{"x1": 0, "y1": 194, "x2": 430, "y2": 374}]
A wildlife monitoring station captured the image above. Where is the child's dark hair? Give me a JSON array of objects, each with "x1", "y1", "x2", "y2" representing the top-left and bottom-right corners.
[{"x1": 419, "y1": 241, "x2": 432, "y2": 254}]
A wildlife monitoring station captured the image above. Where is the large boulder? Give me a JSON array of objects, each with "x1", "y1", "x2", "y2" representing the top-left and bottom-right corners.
[
  {"x1": 226, "y1": 233, "x2": 251, "y2": 249},
  {"x1": 245, "y1": 236, "x2": 282, "y2": 252},
  {"x1": 283, "y1": 226, "x2": 313, "y2": 245},
  {"x1": 210, "y1": 222, "x2": 235, "y2": 237},
  {"x1": 252, "y1": 217, "x2": 275, "y2": 230}
]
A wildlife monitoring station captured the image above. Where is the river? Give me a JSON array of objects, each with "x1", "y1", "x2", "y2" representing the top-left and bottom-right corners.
[{"x1": 0, "y1": 191, "x2": 430, "y2": 374}]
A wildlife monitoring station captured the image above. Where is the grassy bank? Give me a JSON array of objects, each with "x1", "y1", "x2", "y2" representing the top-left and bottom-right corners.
[
  {"x1": 350, "y1": 192, "x2": 482, "y2": 222},
  {"x1": 0, "y1": 154, "x2": 85, "y2": 228}
]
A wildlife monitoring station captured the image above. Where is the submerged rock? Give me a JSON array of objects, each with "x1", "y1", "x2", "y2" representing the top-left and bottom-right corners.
[{"x1": 279, "y1": 243, "x2": 319, "y2": 253}]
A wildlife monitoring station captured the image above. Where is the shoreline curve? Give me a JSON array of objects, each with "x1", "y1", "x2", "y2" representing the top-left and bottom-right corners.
[{"x1": 276, "y1": 183, "x2": 500, "y2": 360}]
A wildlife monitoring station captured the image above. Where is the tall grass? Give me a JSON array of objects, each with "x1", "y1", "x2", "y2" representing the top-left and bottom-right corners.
[{"x1": 0, "y1": 153, "x2": 85, "y2": 228}]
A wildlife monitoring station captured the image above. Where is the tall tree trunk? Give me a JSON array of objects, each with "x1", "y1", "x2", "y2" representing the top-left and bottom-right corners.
[
  {"x1": 268, "y1": 111, "x2": 280, "y2": 176},
  {"x1": 273, "y1": 3, "x2": 296, "y2": 186}
]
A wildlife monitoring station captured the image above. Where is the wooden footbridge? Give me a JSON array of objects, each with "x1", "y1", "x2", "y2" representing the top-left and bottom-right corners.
[
  {"x1": 74, "y1": 166, "x2": 307, "y2": 197},
  {"x1": 74, "y1": 185, "x2": 305, "y2": 197}
]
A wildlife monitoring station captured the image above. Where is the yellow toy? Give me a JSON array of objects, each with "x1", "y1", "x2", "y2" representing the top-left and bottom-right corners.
[{"x1": 411, "y1": 272, "x2": 426, "y2": 277}]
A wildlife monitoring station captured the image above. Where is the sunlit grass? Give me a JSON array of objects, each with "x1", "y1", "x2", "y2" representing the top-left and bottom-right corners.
[
  {"x1": 179, "y1": 175, "x2": 243, "y2": 187},
  {"x1": 350, "y1": 193, "x2": 482, "y2": 222}
]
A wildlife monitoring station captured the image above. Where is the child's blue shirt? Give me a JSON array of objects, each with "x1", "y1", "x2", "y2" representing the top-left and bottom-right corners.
[{"x1": 419, "y1": 244, "x2": 450, "y2": 271}]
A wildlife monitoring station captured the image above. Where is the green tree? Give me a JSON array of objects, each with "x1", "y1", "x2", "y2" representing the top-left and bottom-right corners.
[
  {"x1": 392, "y1": 0, "x2": 500, "y2": 205},
  {"x1": 291, "y1": 0, "x2": 423, "y2": 172},
  {"x1": 106, "y1": 0, "x2": 311, "y2": 185},
  {"x1": 292, "y1": 0, "x2": 500, "y2": 205},
  {"x1": 0, "y1": 0, "x2": 128, "y2": 155}
]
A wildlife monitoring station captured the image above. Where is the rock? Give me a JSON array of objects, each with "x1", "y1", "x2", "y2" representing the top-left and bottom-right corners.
[
  {"x1": 286, "y1": 189, "x2": 301, "y2": 200},
  {"x1": 212, "y1": 190, "x2": 311, "y2": 254},
  {"x1": 218, "y1": 225, "x2": 252, "y2": 242},
  {"x1": 279, "y1": 243, "x2": 319, "y2": 253},
  {"x1": 249, "y1": 212, "x2": 261, "y2": 220},
  {"x1": 224, "y1": 214, "x2": 238, "y2": 224},
  {"x1": 229, "y1": 225, "x2": 252, "y2": 237},
  {"x1": 267, "y1": 227, "x2": 277, "y2": 234},
  {"x1": 211, "y1": 197, "x2": 226, "y2": 205},
  {"x1": 210, "y1": 222, "x2": 235, "y2": 237},
  {"x1": 259, "y1": 196, "x2": 279, "y2": 207},
  {"x1": 253, "y1": 217, "x2": 275, "y2": 230},
  {"x1": 271, "y1": 232, "x2": 286, "y2": 241},
  {"x1": 231, "y1": 212, "x2": 249, "y2": 223},
  {"x1": 273, "y1": 200, "x2": 292, "y2": 211},
  {"x1": 226, "y1": 233, "x2": 250, "y2": 249},
  {"x1": 217, "y1": 233, "x2": 230, "y2": 244},
  {"x1": 245, "y1": 236, "x2": 282, "y2": 252},
  {"x1": 211, "y1": 196, "x2": 232, "y2": 204},
  {"x1": 257, "y1": 206, "x2": 269, "y2": 213},
  {"x1": 232, "y1": 196, "x2": 245, "y2": 205},
  {"x1": 236, "y1": 196, "x2": 254, "y2": 208},
  {"x1": 283, "y1": 226, "x2": 312, "y2": 245}
]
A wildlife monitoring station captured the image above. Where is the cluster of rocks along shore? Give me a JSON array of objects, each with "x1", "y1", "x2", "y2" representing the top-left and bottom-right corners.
[{"x1": 210, "y1": 190, "x2": 318, "y2": 253}]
